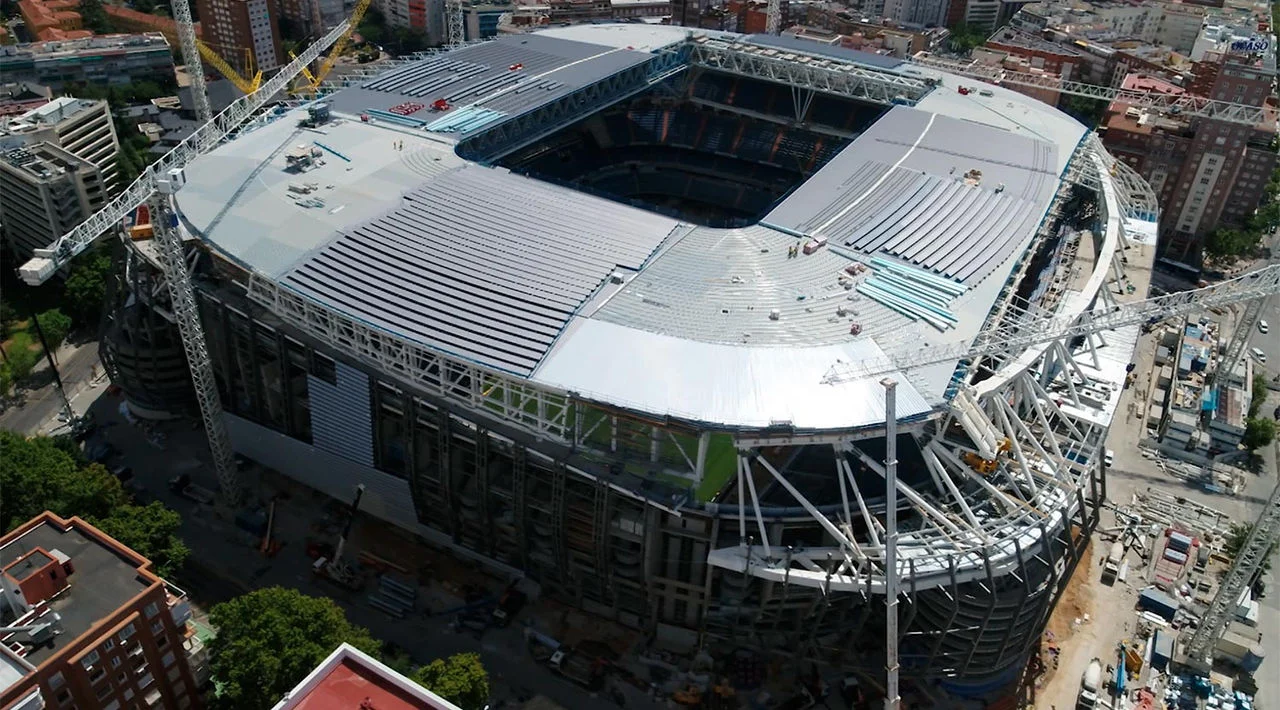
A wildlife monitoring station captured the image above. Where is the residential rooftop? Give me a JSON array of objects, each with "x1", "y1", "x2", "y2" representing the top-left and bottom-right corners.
[
  {"x1": 0, "y1": 517, "x2": 153, "y2": 668},
  {"x1": 273, "y1": 644, "x2": 461, "y2": 710}
]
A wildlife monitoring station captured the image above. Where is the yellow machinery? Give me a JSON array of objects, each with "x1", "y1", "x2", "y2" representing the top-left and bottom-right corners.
[
  {"x1": 962, "y1": 438, "x2": 1012, "y2": 475},
  {"x1": 195, "y1": 41, "x2": 262, "y2": 94},
  {"x1": 291, "y1": 0, "x2": 375, "y2": 95}
]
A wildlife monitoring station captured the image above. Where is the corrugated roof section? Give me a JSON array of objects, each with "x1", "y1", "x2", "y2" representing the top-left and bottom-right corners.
[
  {"x1": 326, "y1": 35, "x2": 652, "y2": 134},
  {"x1": 282, "y1": 165, "x2": 680, "y2": 376},
  {"x1": 765, "y1": 106, "x2": 1059, "y2": 284}
]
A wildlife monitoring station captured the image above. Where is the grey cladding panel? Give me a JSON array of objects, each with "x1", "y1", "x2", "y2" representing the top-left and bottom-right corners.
[
  {"x1": 764, "y1": 106, "x2": 1059, "y2": 284},
  {"x1": 309, "y1": 361, "x2": 374, "y2": 467},
  {"x1": 283, "y1": 165, "x2": 678, "y2": 376}
]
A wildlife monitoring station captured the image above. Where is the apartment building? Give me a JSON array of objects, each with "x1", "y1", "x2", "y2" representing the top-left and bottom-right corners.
[
  {"x1": 16, "y1": 0, "x2": 90, "y2": 41},
  {"x1": 103, "y1": 6, "x2": 203, "y2": 47},
  {"x1": 0, "y1": 97, "x2": 120, "y2": 191},
  {"x1": 375, "y1": 0, "x2": 445, "y2": 43},
  {"x1": 1101, "y1": 50, "x2": 1277, "y2": 269},
  {"x1": 195, "y1": 0, "x2": 284, "y2": 74},
  {"x1": 462, "y1": 0, "x2": 513, "y2": 40},
  {"x1": 0, "y1": 512, "x2": 208, "y2": 710},
  {"x1": 0, "y1": 34, "x2": 175, "y2": 89},
  {"x1": 0, "y1": 143, "x2": 104, "y2": 262},
  {"x1": 548, "y1": 0, "x2": 612, "y2": 22},
  {"x1": 609, "y1": 0, "x2": 670, "y2": 20},
  {"x1": 272, "y1": 644, "x2": 460, "y2": 710}
]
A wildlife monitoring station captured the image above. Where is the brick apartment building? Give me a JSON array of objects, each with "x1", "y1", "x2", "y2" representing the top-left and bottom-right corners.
[
  {"x1": 1100, "y1": 51, "x2": 1278, "y2": 271},
  {"x1": 0, "y1": 513, "x2": 209, "y2": 710},
  {"x1": 195, "y1": 0, "x2": 284, "y2": 75}
]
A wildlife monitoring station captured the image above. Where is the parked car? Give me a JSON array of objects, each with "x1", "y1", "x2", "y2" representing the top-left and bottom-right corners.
[
  {"x1": 1104, "y1": 450, "x2": 1114, "y2": 467},
  {"x1": 1259, "y1": 319, "x2": 1270, "y2": 334},
  {"x1": 1251, "y1": 347, "x2": 1267, "y2": 364}
]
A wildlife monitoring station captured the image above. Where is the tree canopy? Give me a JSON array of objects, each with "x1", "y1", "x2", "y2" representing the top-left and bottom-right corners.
[
  {"x1": 63, "y1": 247, "x2": 115, "y2": 326},
  {"x1": 0, "y1": 431, "x2": 126, "y2": 532},
  {"x1": 207, "y1": 587, "x2": 379, "y2": 709},
  {"x1": 1250, "y1": 373, "x2": 1269, "y2": 418},
  {"x1": 0, "y1": 432, "x2": 187, "y2": 576},
  {"x1": 412, "y1": 653, "x2": 490, "y2": 710},
  {"x1": 34, "y1": 309, "x2": 71, "y2": 349},
  {"x1": 1243, "y1": 417, "x2": 1276, "y2": 450},
  {"x1": 90, "y1": 502, "x2": 189, "y2": 579},
  {"x1": 1204, "y1": 228, "x2": 1262, "y2": 262}
]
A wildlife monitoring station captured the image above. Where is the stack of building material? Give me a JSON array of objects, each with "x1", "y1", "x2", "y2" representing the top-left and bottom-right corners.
[{"x1": 855, "y1": 258, "x2": 966, "y2": 331}]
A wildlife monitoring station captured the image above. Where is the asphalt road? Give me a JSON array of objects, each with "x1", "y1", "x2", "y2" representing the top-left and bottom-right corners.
[{"x1": 0, "y1": 340, "x2": 104, "y2": 435}]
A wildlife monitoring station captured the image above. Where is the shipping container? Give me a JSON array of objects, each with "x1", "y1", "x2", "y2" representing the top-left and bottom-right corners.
[
  {"x1": 1151, "y1": 629, "x2": 1173, "y2": 671},
  {"x1": 1168, "y1": 531, "x2": 1193, "y2": 553},
  {"x1": 1138, "y1": 588, "x2": 1179, "y2": 620},
  {"x1": 1164, "y1": 548, "x2": 1188, "y2": 566}
]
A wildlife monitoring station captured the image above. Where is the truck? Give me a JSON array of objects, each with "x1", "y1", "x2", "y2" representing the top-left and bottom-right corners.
[
  {"x1": 1077, "y1": 658, "x2": 1101, "y2": 709},
  {"x1": 548, "y1": 647, "x2": 607, "y2": 691},
  {"x1": 168, "y1": 474, "x2": 216, "y2": 505},
  {"x1": 1101, "y1": 542, "x2": 1123, "y2": 584}
]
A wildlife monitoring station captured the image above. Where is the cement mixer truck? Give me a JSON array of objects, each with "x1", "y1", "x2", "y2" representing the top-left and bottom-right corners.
[{"x1": 1077, "y1": 658, "x2": 1102, "y2": 709}]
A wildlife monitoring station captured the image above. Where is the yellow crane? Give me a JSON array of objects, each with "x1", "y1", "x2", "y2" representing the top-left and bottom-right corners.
[
  {"x1": 195, "y1": 41, "x2": 262, "y2": 94},
  {"x1": 291, "y1": 0, "x2": 375, "y2": 95}
]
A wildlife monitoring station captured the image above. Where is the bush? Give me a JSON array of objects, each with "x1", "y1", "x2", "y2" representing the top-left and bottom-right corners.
[
  {"x1": 34, "y1": 309, "x2": 71, "y2": 349},
  {"x1": 1243, "y1": 417, "x2": 1277, "y2": 450}
]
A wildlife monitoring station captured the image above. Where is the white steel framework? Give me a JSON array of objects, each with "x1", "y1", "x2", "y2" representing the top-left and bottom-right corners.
[
  {"x1": 150, "y1": 195, "x2": 240, "y2": 501},
  {"x1": 448, "y1": 0, "x2": 465, "y2": 47},
  {"x1": 765, "y1": 0, "x2": 781, "y2": 35},
  {"x1": 17, "y1": 21, "x2": 352, "y2": 287},
  {"x1": 823, "y1": 264, "x2": 1280, "y2": 385},
  {"x1": 690, "y1": 39, "x2": 933, "y2": 106},
  {"x1": 1186, "y1": 480, "x2": 1280, "y2": 663},
  {"x1": 173, "y1": 0, "x2": 211, "y2": 123},
  {"x1": 1212, "y1": 295, "x2": 1267, "y2": 387},
  {"x1": 908, "y1": 54, "x2": 1269, "y2": 127}
]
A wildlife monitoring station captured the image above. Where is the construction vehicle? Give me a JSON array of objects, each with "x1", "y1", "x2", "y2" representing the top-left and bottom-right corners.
[
  {"x1": 313, "y1": 484, "x2": 366, "y2": 590},
  {"x1": 1077, "y1": 658, "x2": 1101, "y2": 709},
  {"x1": 290, "y1": 0, "x2": 375, "y2": 96},
  {"x1": 168, "y1": 473, "x2": 216, "y2": 505},
  {"x1": 490, "y1": 584, "x2": 528, "y2": 627},
  {"x1": 196, "y1": 41, "x2": 261, "y2": 94},
  {"x1": 1101, "y1": 541, "x2": 1123, "y2": 585},
  {"x1": 549, "y1": 646, "x2": 608, "y2": 690},
  {"x1": 962, "y1": 437, "x2": 1010, "y2": 474}
]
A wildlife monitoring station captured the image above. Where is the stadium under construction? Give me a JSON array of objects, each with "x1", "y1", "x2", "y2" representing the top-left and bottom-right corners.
[{"x1": 101, "y1": 24, "x2": 1162, "y2": 695}]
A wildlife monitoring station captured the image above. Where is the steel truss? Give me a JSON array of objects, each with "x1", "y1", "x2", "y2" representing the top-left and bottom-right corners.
[
  {"x1": 18, "y1": 22, "x2": 352, "y2": 287},
  {"x1": 245, "y1": 275, "x2": 576, "y2": 442},
  {"x1": 908, "y1": 54, "x2": 1268, "y2": 127},
  {"x1": 705, "y1": 333, "x2": 1111, "y2": 596},
  {"x1": 150, "y1": 196, "x2": 240, "y2": 501},
  {"x1": 458, "y1": 49, "x2": 687, "y2": 162},
  {"x1": 689, "y1": 39, "x2": 933, "y2": 107},
  {"x1": 1064, "y1": 135, "x2": 1159, "y2": 224}
]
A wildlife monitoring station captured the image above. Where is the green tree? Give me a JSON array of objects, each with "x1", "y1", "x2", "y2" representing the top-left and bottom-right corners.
[
  {"x1": 208, "y1": 587, "x2": 379, "y2": 709},
  {"x1": 411, "y1": 653, "x2": 490, "y2": 710},
  {"x1": 1250, "y1": 373, "x2": 1269, "y2": 417},
  {"x1": 1204, "y1": 228, "x2": 1261, "y2": 262},
  {"x1": 34, "y1": 309, "x2": 71, "y2": 349},
  {"x1": 6, "y1": 345, "x2": 39, "y2": 382},
  {"x1": 77, "y1": 0, "x2": 113, "y2": 33},
  {"x1": 0, "y1": 431, "x2": 127, "y2": 532},
  {"x1": 0, "y1": 300, "x2": 16, "y2": 340},
  {"x1": 90, "y1": 502, "x2": 190, "y2": 578},
  {"x1": 1243, "y1": 417, "x2": 1277, "y2": 450},
  {"x1": 63, "y1": 250, "x2": 114, "y2": 326},
  {"x1": 947, "y1": 22, "x2": 989, "y2": 52},
  {"x1": 0, "y1": 362, "x2": 12, "y2": 397}
]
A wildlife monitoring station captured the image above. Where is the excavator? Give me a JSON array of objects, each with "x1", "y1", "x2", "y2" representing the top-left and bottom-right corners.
[{"x1": 962, "y1": 437, "x2": 1011, "y2": 475}]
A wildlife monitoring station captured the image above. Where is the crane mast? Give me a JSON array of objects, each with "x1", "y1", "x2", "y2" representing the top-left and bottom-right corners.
[
  {"x1": 172, "y1": 0, "x2": 212, "y2": 122},
  {"x1": 1186, "y1": 481, "x2": 1280, "y2": 664}
]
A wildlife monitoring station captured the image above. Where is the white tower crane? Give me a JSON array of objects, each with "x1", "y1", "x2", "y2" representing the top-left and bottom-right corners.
[
  {"x1": 765, "y1": 0, "x2": 782, "y2": 35},
  {"x1": 1186, "y1": 480, "x2": 1280, "y2": 665},
  {"x1": 448, "y1": 0, "x2": 465, "y2": 46},
  {"x1": 172, "y1": 0, "x2": 212, "y2": 123},
  {"x1": 17, "y1": 24, "x2": 350, "y2": 504}
]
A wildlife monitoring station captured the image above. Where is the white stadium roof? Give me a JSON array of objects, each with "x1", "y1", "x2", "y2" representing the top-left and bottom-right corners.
[{"x1": 174, "y1": 25, "x2": 1089, "y2": 431}]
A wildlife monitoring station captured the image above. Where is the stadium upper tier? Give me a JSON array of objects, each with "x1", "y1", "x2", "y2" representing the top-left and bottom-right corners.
[{"x1": 173, "y1": 24, "x2": 1095, "y2": 433}]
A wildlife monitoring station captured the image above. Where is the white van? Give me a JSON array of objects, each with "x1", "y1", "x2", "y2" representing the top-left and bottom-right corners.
[
  {"x1": 1251, "y1": 347, "x2": 1267, "y2": 363},
  {"x1": 1259, "y1": 319, "x2": 1269, "y2": 334}
]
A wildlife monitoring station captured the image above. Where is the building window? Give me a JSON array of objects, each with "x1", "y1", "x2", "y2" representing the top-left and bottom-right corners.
[
  {"x1": 111, "y1": 656, "x2": 122, "y2": 669},
  {"x1": 82, "y1": 650, "x2": 101, "y2": 669},
  {"x1": 144, "y1": 602, "x2": 159, "y2": 619},
  {"x1": 119, "y1": 624, "x2": 135, "y2": 641},
  {"x1": 151, "y1": 620, "x2": 164, "y2": 636},
  {"x1": 48, "y1": 672, "x2": 65, "y2": 689},
  {"x1": 162, "y1": 651, "x2": 176, "y2": 668}
]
